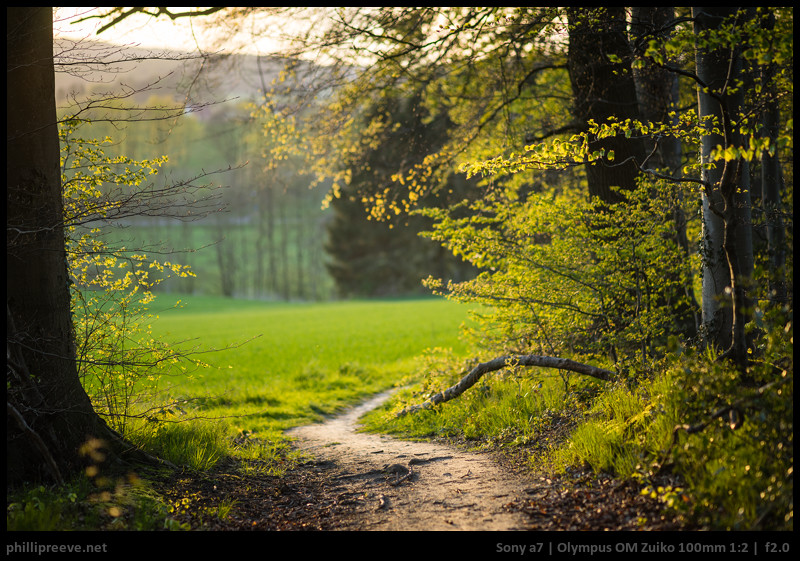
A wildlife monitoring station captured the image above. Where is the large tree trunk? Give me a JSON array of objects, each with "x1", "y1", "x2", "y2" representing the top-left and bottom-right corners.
[
  {"x1": 6, "y1": 7, "x2": 132, "y2": 485},
  {"x1": 630, "y1": 7, "x2": 682, "y2": 174},
  {"x1": 566, "y1": 7, "x2": 645, "y2": 203},
  {"x1": 693, "y1": 7, "x2": 755, "y2": 362}
]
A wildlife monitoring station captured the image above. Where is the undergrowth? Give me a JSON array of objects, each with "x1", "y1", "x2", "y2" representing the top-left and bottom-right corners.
[
  {"x1": 362, "y1": 318, "x2": 793, "y2": 531},
  {"x1": 6, "y1": 470, "x2": 184, "y2": 532}
]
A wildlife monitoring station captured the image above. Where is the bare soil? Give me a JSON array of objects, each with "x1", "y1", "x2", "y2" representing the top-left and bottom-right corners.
[
  {"x1": 284, "y1": 390, "x2": 532, "y2": 530},
  {"x1": 160, "y1": 390, "x2": 694, "y2": 533}
]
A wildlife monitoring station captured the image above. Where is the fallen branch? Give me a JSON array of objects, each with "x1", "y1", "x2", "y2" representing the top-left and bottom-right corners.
[{"x1": 396, "y1": 354, "x2": 616, "y2": 417}]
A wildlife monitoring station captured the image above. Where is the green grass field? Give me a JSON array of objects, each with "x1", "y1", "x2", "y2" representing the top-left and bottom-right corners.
[{"x1": 123, "y1": 295, "x2": 473, "y2": 469}]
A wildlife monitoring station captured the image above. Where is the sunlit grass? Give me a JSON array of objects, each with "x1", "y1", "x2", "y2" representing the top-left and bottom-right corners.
[
  {"x1": 122, "y1": 295, "x2": 472, "y2": 466},
  {"x1": 127, "y1": 417, "x2": 231, "y2": 472},
  {"x1": 360, "y1": 350, "x2": 603, "y2": 451}
]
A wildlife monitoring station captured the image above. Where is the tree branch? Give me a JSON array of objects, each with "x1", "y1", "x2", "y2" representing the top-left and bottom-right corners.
[
  {"x1": 396, "y1": 354, "x2": 615, "y2": 417},
  {"x1": 75, "y1": 7, "x2": 227, "y2": 35},
  {"x1": 7, "y1": 402, "x2": 65, "y2": 486}
]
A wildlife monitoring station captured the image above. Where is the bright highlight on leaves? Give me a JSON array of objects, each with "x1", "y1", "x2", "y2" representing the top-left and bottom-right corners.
[{"x1": 62, "y1": 118, "x2": 199, "y2": 432}]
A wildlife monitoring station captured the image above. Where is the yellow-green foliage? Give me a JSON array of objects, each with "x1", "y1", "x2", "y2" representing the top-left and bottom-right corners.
[
  {"x1": 557, "y1": 379, "x2": 669, "y2": 478},
  {"x1": 553, "y1": 319, "x2": 793, "y2": 531},
  {"x1": 421, "y1": 177, "x2": 696, "y2": 370},
  {"x1": 61, "y1": 118, "x2": 198, "y2": 433},
  {"x1": 658, "y1": 327, "x2": 793, "y2": 530}
]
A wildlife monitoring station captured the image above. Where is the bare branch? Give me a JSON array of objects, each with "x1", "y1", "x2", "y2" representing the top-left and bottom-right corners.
[
  {"x1": 396, "y1": 354, "x2": 615, "y2": 416},
  {"x1": 7, "y1": 402, "x2": 65, "y2": 485},
  {"x1": 74, "y1": 7, "x2": 227, "y2": 35}
]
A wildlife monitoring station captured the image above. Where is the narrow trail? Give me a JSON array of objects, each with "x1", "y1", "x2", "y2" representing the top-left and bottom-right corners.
[
  {"x1": 286, "y1": 390, "x2": 532, "y2": 531},
  {"x1": 162, "y1": 389, "x2": 691, "y2": 533}
]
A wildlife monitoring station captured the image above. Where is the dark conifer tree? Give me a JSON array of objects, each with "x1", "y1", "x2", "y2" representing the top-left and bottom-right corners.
[{"x1": 325, "y1": 93, "x2": 476, "y2": 297}]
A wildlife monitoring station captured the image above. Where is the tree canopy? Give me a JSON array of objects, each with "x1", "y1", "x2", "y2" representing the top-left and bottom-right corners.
[{"x1": 259, "y1": 6, "x2": 792, "y2": 364}]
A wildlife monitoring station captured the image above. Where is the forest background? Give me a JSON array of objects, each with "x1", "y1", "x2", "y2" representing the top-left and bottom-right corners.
[{"x1": 53, "y1": 35, "x2": 475, "y2": 300}]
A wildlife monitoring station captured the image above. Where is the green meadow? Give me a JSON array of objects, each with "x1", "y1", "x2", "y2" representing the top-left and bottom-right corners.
[{"x1": 126, "y1": 295, "x2": 472, "y2": 469}]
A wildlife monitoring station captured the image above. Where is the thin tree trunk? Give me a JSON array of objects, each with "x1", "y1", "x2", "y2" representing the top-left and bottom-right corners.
[
  {"x1": 214, "y1": 219, "x2": 237, "y2": 297},
  {"x1": 278, "y1": 178, "x2": 291, "y2": 299},
  {"x1": 757, "y1": 10, "x2": 787, "y2": 306},
  {"x1": 630, "y1": 6, "x2": 699, "y2": 335},
  {"x1": 630, "y1": 7, "x2": 682, "y2": 173},
  {"x1": 180, "y1": 220, "x2": 195, "y2": 294},
  {"x1": 294, "y1": 186, "x2": 307, "y2": 299},
  {"x1": 693, "y1": 7, "x2": 755, "y2": 362},
  {"x1": 262, "y1": 181, "x2": 278, "y2": 297}
]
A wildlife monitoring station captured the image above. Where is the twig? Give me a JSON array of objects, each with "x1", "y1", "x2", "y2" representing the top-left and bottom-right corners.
[{"x1": 390, "y1": 464, "x2": 415, "y2": 486}]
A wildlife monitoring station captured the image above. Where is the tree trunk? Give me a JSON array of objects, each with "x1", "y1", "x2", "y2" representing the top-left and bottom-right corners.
[
  {"x1": 566, "y1": 7, "x2": 645, "y2": 203},
  {"x1": 214, "y1": 218, "x2": 237, "y2": 297},
  {"x1": 630, "y1": 6, "x2": 699, "y2": 335},
  {"x1": 693, "y1": 7, "x2": 755, "y2": 362},
  {"x1": 630, "y1": 7, "x2": 682, "y2": 174},
  {"x1": 278, "y1": 178, "x2": 292, "y2": 299},
  {"x1": 757, "y1": 10, "x2": 787, "y2": 306},
  {"x1": 6, "y1": 7, "x2": 131, "y2": 485}
]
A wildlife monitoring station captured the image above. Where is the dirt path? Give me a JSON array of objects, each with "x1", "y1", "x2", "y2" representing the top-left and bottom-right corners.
[
  {"x1": 285, "y1": 390, "x2": 532, "y2": 531},
  {"x1": 160, "y1": 389, "x2": 692, "y2": 533}
]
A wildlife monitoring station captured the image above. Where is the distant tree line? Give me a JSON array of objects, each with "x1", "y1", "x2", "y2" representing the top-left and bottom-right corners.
[{"x1": 56, "y1": 70, "x2": 472, "y2": 300}]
